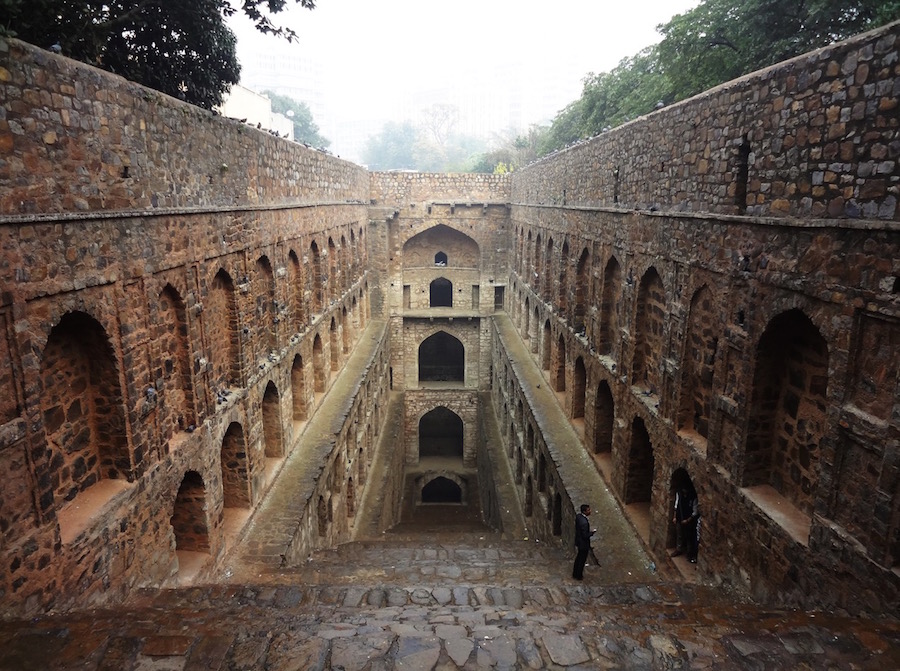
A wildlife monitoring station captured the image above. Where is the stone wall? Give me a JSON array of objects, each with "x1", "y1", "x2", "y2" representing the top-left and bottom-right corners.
[
  {"x1": 505, "y1": 21, "x2": 900, "y2": 615},
  {"x1": 512, "y1": 23, "x2": 898, "y2": 222},
  {"x1": 0, "y1": 38, "x2": 376, "y2": 617}
]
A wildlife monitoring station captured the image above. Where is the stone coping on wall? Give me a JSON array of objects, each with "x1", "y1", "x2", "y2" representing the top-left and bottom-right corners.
[
  {"x1": 0, "y1": 200, "x2": 368, "y2": 225},
  {"x1": 509, "y1": 203, "x2": 900, "y2": 232}
]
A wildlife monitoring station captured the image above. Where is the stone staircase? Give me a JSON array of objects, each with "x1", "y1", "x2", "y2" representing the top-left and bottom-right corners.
[{"x1": 2, "y1": 534, "x2": 897, "y2": 670}]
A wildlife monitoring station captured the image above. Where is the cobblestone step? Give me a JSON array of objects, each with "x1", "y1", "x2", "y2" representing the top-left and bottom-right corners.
[{"x1": 2, "y1": 580, "x2": 896, "y2": 670}]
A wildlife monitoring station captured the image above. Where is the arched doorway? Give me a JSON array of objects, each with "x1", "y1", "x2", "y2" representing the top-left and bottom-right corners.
[
  {"x1": 429, "y1": 277, "x2": 453, "y2": 307},
  {"x1": 418, "y1": 331, "x2": 464, "y2": 383},
  {"x1": 418, "y1": 406, "x2": 464, "y2": 460}
]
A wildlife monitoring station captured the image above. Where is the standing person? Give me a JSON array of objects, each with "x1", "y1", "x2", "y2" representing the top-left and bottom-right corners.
[
  {"x1": 572, "y1": 504, "x2": 595, "y2": 580},
  {"x1": 671, "y1": 487, "x2": 689, "y2": 557},
  {"x1": 674, "y1": 488, "x2": 700, "y2": 563}
]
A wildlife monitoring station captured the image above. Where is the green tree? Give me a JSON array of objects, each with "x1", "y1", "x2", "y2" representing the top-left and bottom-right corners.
[
  {"x1": 469, "y1": 125, "x2": 547, "y2": 173},
  {"x1": 363, "y1": 121, "x2": 419, "y2": 171},
  {"x1": 657, "y1": 0, "x2": 900, "y2": 101},
  {"x1": 0, "y1": 0, "x2": 317, "y2": 109},
  {"x1": 540, "y1": 0, "x2": 900, "y2": 154},
  {"x1": 263, "y1": 90, "x2": 329, "y2": 148}
]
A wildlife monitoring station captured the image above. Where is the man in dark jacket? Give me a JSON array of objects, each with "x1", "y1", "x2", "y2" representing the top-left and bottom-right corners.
[{"x1": 572, "y1": 504, "x2": 595, "y2": 580}]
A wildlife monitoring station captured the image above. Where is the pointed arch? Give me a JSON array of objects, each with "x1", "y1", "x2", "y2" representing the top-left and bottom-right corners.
[
  {"x1": 290, "y1": 354, "x2": 307, "y2": 421},
  {"x1": 419, "y1": 331, "x2": 464, "y2": 383},
  {"x1": 574, "y1": 247, "x2": 590, "y2": 334},
  {"x1": 254, "y1": 255, "x2": 277, "y2": 358},
  {"x1": 543, "y1": 236, "x2": 554, "y2": 302},
  {"x1": 288, "y1": 250, "x2": 305, "y2": 330},
  {"x1": 262, "y1": 381, "x2": 283, "y2": 458},
  {"x1": 594, "y1": 381, "x2": 615, "y2": 454},
  {"x1": 171, "y1": 471, "x2": 210, "y2": 555},
  {"x1": 625, "y1": 417, "x2": 654, "y2": 505},
  {"x1": 221, "y1": 422, "x2": 250, "y2": 508},
  {"x1": 599, "y1": 257, "x2": 621, "y2": 357},
  {"x1": 678, "y1": 285, "x2": 718, "y2": 438},
  {"x1": 558, "y1": 240, "x2": 570, "y2": 314},
  {"x1": 313, "y1": 333, "x2": 326, "y2": 393},
  {"x1": 329, "y1": 317, "x2": 340, "y2": 371},
  {"x1": 554, "y1": 334, "x2": 566, "y2": 392},
  {"x1": 209, "y1": 269, "x2": 240, "y2": 388},
  {"x1": 430, "y1": 277, "x2": 453, "y2": 307},
  {"x1": 40, "y1": 311, "x2": 130, "y2": 504},
  {"x1": 745, "y1": 309, "x2": 828, "y2": 515},
  {"x1": 310, "y1": 240, "x2": 323, "y2": 314},
  {"x1": 573, "y1": 356, "x2": 587, "y2": 420},
  {"x1": 157, "y1": 284, "x2": 194, "y2": 441},
  {"x1": 418, "y1": 406, "x2": 464, "y2": 459},
  {"x1": 632, "y1": 267, "x2": 665, "y2": 394}
]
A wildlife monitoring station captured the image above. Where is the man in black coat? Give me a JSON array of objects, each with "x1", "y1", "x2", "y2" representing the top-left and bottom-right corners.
[{"x1": 572, "y1": 503, "x2": 595, "y2": 580}]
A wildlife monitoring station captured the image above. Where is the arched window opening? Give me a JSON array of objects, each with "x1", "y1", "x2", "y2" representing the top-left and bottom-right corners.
[
  {"x1": 525, "y1": 476, "x2": 533, "y2": 517},
  {"x1": 745, "y1": 309, "x2": 828, "y2": 516},
  {"x1": 422, "y1": 476, "x2": 462, "y2": 503},
  {"x1": 554, "y1": 335, "x2": 566, "y2": 392},
  {"x1": 573, "y1": 356, "x2": 587, "y2": 420},
  {"x1": 599, "y1": 258, "x2": 621, "y2": 357},
  {"x1": 157, "y1": 285, "x2": 194, "y2": 442},
  {"x1": 632, "y1": 267, "x2": 665, "y2": 394},
  {"x1": 288, "y1": 250, "x2": 305, "y2": 329},
  {"x1": 312, "y1": 334, "x2": 326, "y2": 393},
  {"x1": 291, "y1": 355, "x2": 307, "y2": 421},
  {"x1": 430, "y1": 277, "x2": 453, "y2": 307},
  {"x1": 221, "y1": 422, "x2": 250, "y2": 508},
  {"x1": 434, "y1": 251, "x2": 448, "y2": 266},
  {"x1": 329, "y1": 317, "x2": 340, "y2": 371},
  {"x1": 594, "y1": 381, "x2": 615, "y2": 454},
  {"x1": 418, "y1": 331, "x2": 464, "y2": 383},
  {"x1": 262, "y1": 381, "x2": 283, "y2": 458},
  {"x1": 317, "y1": 495, "x2": 328, "y2": 536},
  {"x1": 209, "y1": 269, "x2": 240, "y2": 387},
  {"x1": 254, "y1": 255, "x2": 276, "y2": 356},
  {"x1": 625, "y1": 418, "x2": 654, "y2": 505},
  {"x1": 678, "y1": 286, "x2": 718, "y2": 439},
  {"x1": 347, "y1": 477, "x2": 355, "y2": 517},
  {"x1": 40, "y1": 311, "x2": 130, "y2": 505},
  {"x1": 171, "y1": 471, "x2": 210, "y2": 556},
  {"x1": 666, "y1": 468, "x2": 697, "y2": 554},
  {"x1": 310, "y1": 241, "x2": 323, "y2": 314},
  {"x1": 574, "y1": 248, "x2": 589, "y2": 334},
  {"x1": 418, "y1": 406, "x2": 464, "y2": 459}
]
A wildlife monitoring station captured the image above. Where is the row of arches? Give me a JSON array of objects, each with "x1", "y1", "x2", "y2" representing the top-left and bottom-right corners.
[
  {"x1": 511, "y1": 284, "x2": 829, "y2": 523},
  {"x1": 36, "y1": 277, "x2": 367, "y2": 534}
]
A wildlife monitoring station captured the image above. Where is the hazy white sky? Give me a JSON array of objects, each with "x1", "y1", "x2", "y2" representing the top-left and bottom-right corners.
[
  {"x1": 228, "y1": 0, "x2": 699, "y2": 157},
  {"x1": 232, "y1": 0, "x2": 698, "y2": 84}
]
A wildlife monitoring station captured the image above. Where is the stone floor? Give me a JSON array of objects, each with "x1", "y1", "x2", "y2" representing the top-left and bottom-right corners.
[{"x1": 1, "y1": 531, "x2": 898, "y2": 670}]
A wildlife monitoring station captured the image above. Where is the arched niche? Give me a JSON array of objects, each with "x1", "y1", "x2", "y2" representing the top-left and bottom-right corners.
[
  {"x1": 418, "y1": 331, "x2": 464, "y2": 383},
  {"x1": 430, "y1": 277, "x2": 453, "y2": 307},
  {"x1": 403, "y1": 224, "x2": 480, "y2": 268},
  {"x1": 418, "y1": 406, "x2": 464, "y2": 459}
]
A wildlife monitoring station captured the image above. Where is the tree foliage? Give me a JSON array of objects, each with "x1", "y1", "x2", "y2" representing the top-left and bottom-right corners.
[
  {"x1": 263, "y1": 90, "x2": 329, "y2": 148},
  {"x1": 363, "y1": 112, "x2": 489, "y2": 172},
  {"x1": 0, "y1": 0, "x2": 316, "y2": 109},
  {"x1": 657, "y1": 0, "x2": 900, "y2": 101},
  {"x1": 540, "y1": 0, "x2": 900, "y2": 155}
]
